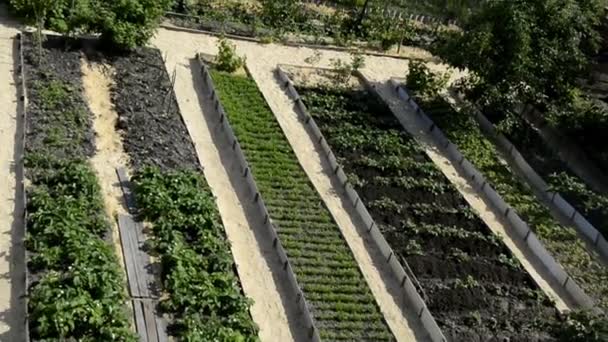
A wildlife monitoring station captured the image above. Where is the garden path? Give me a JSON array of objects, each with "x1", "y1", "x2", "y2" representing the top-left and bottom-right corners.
[
  {"x1": 153, "y1": 27, "x2": 436, "y2": 342},
  {"x1": 366, "y1": 75, "x2": 577, "y2": 312},
  {"x1": 153, "y1": 37, "x2": 309, "y2": 342},
  {"x1": 0, "y1": 5, "x2": 25, "y2": 341}
]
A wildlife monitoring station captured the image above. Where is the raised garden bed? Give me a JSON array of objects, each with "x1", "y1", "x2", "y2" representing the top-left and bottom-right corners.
[
  {"x1": 294, "y1": 80, "x2": 562, "y2": 341},
  {"x1": 106, "y1": 48, "x2": 258, "y2": 340},
  {"x1": 410, "y1": 92, "x2": 608, "y2": 312},
  {"x1": 209, "y1": 68, "x2": 395, "y2": 341},
  {"x1": 485, "y1": 106, "x2": 608, "y2": 242},
  {"x1": 22, "y1": 34, "x2": 135, "y2": 341}
]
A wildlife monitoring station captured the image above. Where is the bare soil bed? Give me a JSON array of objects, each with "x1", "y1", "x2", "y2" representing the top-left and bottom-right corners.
[
  {"x1": 294, "y1": 80, "x2": 563, "y2": 341},
  {"x1": 104, "y1": 48, "x2": 201, "y2": 171}
]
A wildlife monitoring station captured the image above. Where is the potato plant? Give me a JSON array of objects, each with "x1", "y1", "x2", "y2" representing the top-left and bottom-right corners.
[
  {"x1": 411, "y1": 91, "x2": 608, "y2": 311},
  {"x1": 23, "y1": 34, "x2": 135, "y2": 340},
  {"x1": 133, "y1": 167, "x2": 259, "y2": 341},
  {"x1": 210, "y1": 70, "x2": 394, "y2": 341},
  {"x1": 297, "y1": 84, "x2": 561, "y2": 340}
]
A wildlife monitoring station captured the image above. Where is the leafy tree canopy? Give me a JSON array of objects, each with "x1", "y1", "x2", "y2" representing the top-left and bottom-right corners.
[
  {"x1": 435, "y1": 0, "x2": 606, "y2": 112},
  {"x1": 9, "y1": 0, "x2": 172, "y2": 49}
]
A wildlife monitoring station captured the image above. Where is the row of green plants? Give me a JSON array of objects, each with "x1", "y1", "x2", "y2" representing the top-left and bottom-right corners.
[
  {"x1": 133, "y1": 167, "x2": 259, "y2": 341},
  {"x1": 209, "y1": 68, "x2": 394, "y2": 340},
  {"x1": 405, "y1": 62, "x2": 608, "y2": 312},
  {"x1": 295, "y1": 80, "x2": 590, "y2": 340},
  {"x1": 24, "y1": 40, "x2": 135, "y2": 340}
]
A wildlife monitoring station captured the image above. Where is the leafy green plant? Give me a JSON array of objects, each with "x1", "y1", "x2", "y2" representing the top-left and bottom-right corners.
[
  {"x1": 215, "y1": 37, "x2": 245, "y2": 73},
  {"x1": 406, "y1": 60, "x2": 450, "y2": 99},
  {"x1": 134, "y1": 167, "x2": 259, "y2": 341},
  {"x1": 210, "y1": 68, "x2": 393, "y2": 340},
  {"x1": 330, "y1": 51, "x2": 366, "y2": 84}
]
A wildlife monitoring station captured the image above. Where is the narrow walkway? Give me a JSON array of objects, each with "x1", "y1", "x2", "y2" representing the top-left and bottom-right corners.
[
  {"x1": 367, "y1": 75, "x2": 576, "y2": 312},
  {"x1": 82, "y1": 61, "x2": 130, "y2": 269},
  {"x1": 245, "y1": 65, "x2": 429, "y2": 341},
  {"x1": 153, "y1": 40, "x2": 308, "y2": 342},
  {"x1": 0, "y1": 8, "x2": 25, "y2": 340}
]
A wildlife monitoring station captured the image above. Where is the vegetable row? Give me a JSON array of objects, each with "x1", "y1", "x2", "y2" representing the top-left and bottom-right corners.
[
  {"x1": 210, "y1": 69, "x2": 395, "y2": 341},
  {"x1": 296, "y1": 84, "x2": 563, "y2": 340},
  {"x1": 413, "y1": 93, "x2": 608, "y2": 311},
  {"x1": 23, "y1": 35, "x2": 135, "y2": 340}
]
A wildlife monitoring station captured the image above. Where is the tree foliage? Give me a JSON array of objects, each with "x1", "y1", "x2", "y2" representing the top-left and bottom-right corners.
[
  {"x1": 435, "y1": 0, "x2": 605, "y2": 112},
  {"x1": 9, "y1": 0, "x2": 172, "y2": 49}
]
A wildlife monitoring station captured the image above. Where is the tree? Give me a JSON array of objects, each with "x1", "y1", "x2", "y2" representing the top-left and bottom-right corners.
[
  {"x1": 10, "y1": 0, "x2": 57, "y2": 57},
  {"x1": 435, "y1": 0, "x2": 605, "y2": 115}
]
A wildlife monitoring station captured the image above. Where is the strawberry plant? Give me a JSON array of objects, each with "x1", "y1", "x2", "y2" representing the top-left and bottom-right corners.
[
  {"x1": 297, "y1": 83, "x2": 561, "y2": 340},
  {"x1": 210, "y1": 69, "x2": 394, "y2": 341}
]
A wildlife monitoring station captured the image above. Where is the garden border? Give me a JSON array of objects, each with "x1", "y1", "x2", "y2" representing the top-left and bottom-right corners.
[
  {"x1": 159, "y1": 19, "x2": 436, "y2": 63},
  {"x1": 195, "y1": 56, "x2": 321, "y2": 342},
  {"x1": 449, "y1": 92, "x2": 608, "y2": 263},
  {"x1": 389, "y1": 79, "x2": 600, "y2": 312},
  {"x1": 275, "y1": 64, "x2": 446, "y2": 342},
  {"x1": 16, "y1": 31, "x2": 30, "y2": 342}
]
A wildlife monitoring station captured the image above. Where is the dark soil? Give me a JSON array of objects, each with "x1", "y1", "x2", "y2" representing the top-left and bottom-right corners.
[
  {"x1": 297, "y1": 85, "x2": 561, "y2": 341},
  {"x1": 23, "y1": 34, "x2": 95, "y2": 163},
  {"x1": 105, "y1": 48, "x2": 200, "y2": 172}
]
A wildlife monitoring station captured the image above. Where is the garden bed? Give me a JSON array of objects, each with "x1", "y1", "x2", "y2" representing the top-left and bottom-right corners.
[
  {"x1": 294, "y1": 77, "x2": 562, "y2": 341},
  {"x1": 486, "y1": 104, "x2": 608, "y2": 242},
  {"x1": 209, "y1": 67, "x2": 395, "y2": 341},
  {"x1": 22, "y1": 34, "x2": 135, "y2": 341},
  {"x1": 106, "y1": 47, "x2": 258, "y2": 340},
  {"x1": 410, "y1": 92, "x2": 608, "y2": 312}
]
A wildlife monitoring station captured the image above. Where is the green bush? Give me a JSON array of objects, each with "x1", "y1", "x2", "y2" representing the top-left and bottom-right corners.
[
  {"x1": 406, "y1": 60, "x2": 450, "y2": 99},
  {"x1": 9, "y1": 0, "x2": 172, "y2": 49},
  {"x1": 215, "y1": 37, "x2": 245, "y2": 73}
]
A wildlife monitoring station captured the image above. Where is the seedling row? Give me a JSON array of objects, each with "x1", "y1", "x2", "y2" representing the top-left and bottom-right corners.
[
  {"x1": 210, "y1": 69, "x2": 395, "y2": 341},
  {"x1": 412, "y1": 92, "x2": 608, "y2": 311},
  {"x1": 296, "y1": 83, "x2": 563, "y2": 340}
]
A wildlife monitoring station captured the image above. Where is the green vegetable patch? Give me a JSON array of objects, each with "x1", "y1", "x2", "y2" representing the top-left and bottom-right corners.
[{"x1": 210, "y1": 69, "x2": 395, "y2": 341}]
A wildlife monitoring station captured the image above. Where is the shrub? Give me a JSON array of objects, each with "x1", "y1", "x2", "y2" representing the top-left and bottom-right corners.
[
  {"x1": 406, "y1": 60, "x2": 450, "y2": 99},
  {"x1": 9, "y1": 0, "x2": 172, "y2": 49},
  {"x1": 215, "y1": 37, "x2": 245, "y2": 73}
]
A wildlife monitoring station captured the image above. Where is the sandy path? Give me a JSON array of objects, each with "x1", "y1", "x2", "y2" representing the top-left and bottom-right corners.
[
  {"x1": 245, "y1": 65, "x2": 429, "y2": 341},
  {"x1": 153, "y1": 42, "x2": 308, "y2": 342},
  {"x1": 152, "y1": 28, "x2": 458, "y2": 341},
  {"x1": 366, "y1": 76, "x2": 577, "y2": 312},
  {"x1": 81, "y1": 61, "x2": 131, "y2": 285},
  {"x1": 0, "y1": 12, "x2": 25, "y2": 340}
]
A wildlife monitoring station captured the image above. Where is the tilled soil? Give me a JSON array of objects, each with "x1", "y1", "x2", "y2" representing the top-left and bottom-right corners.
[
  {"x1": 296, "y1": 85, "x2": 562, "y2": 341},
  {"x1": 24, "y1": 35, "x2": 95, "y2": 162},
  {"x1": 106, "y1": 48, "x2": 200, "y2": 172}
]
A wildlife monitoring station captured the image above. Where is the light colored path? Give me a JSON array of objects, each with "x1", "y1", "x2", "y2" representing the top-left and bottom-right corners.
[
  {"x1": 81, "y1": 61, "x2": 131, "y2": 273},
  {"x1": 367, "y1": 76, "x2": 577, "y2": 312},
  {"x1": 246, "y1": 66, "x2": 428, "y2": 341},
  {"x1": 0, "y1": 6, "x2": 25, "y2": 341},
  {"x1": 152, "y1": 27, "x2": 452, "y2": 342},
  {"x1": 153, "y1": 38, "x2": 308, "y2": 342}
]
